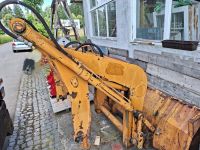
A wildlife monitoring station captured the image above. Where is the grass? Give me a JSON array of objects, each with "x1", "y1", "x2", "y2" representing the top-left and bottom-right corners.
[
  {"x1": 0, "y1": 35, "x2": 12, "y2": 44},
  {"x1": 71, "y1": 36, "x2": 87, "y2": 43}
]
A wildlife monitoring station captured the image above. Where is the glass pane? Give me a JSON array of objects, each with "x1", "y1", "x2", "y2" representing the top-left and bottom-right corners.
[
  {"x1": 107, "y1": 1, "x2": 116, "y2": 37},
  {"x1": 170, "y1": 0, "x2": 191, "y2": 40},
  {"x1": 137, "y1": 0, "x2": 165, "y2": 40},
  {"x1": 170, "y1": 12, "x2": 184, "y2": 40},
  {"x1": 91, "y1": 10, "x2": 98, "y2": 36},
  {"x1": 98, "y1": 6, "x2": 107, "y2": 37},
  {"x1": 90, "y1": 0, "x2": 96, "y2": 8}
]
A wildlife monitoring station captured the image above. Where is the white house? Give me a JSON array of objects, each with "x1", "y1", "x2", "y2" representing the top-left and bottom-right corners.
[
  {"x1": 76, "y1": 0, "x2": 200, "y2": 107},
  {"x1": 61, "y1": 19, "x2": 81, "y2": 29}
]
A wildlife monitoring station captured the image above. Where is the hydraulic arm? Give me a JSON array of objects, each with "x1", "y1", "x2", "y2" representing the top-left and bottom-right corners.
[{"x1": 9, "y1": 18, "x2": 148, "y2": 148}]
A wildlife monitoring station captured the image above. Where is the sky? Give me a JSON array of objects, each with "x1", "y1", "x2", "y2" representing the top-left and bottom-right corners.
[
  {"x1": 0, "y1": 0, "x2": 71, "y2": 9},
  {"x1": 43, "y1": 0, "x2": 53, "y2": 8},
  {"x1": 43, "y1": 0, "x2": 71, "y2": 8}
]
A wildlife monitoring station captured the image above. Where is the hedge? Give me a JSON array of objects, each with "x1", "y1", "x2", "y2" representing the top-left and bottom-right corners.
[{"x1": 0, "y1": 35, "x2": 12, "y2": 44}]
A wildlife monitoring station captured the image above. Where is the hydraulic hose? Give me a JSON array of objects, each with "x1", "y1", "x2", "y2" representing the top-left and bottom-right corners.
[
  {"x1": 64, "y1": 41, "x2": 81, "y2": 48},
  {"x1": 75, "y1": 43, "x2": 104, "y2": 57}
]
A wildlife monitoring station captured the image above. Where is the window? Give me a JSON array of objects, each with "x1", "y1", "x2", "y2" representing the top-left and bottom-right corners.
[
  {"x1": 90, "y1": 0, "x2": 96, "y2": 8},
  {"x1": 170, "y1": 12, "x2": 184, "y2": 40},
  {"x1": 98, "y1": 6, "x2": 107, "y2": 36},
  {"x1": 133, "y1": 0, "x2": 199, "y2": 41},
  {"x1": 136, "y1": 0, "x2": 166, "y2": 40},
  {"x1": 169, "y1": 0, "x2": 199, "y2": 41},
  {"x1": 90, "y1": 0, "x2": 117, "y2": 37},
  {"x1": 169, "y1": 0, "x2": 192, "y2": 40},
  {"x1": 107, "y1": 1, "x2": 116, "y2": 37},
  {"x1": 91, "y1": 10, "x2": 98, "y2": 36}
]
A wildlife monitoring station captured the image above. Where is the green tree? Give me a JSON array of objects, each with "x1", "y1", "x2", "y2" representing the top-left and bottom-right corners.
[
  {"x1": 69, "y1": 3, "x2": 83, "y2": 17},
  {"x1": 3, "y1": 13, "x2": 13, "y2": 27},
  {"x1": 0, "y1": 6, "x2": 13, "y2": 28},
  {"x1": 27, "y1": 13, "x2": 49, "y2": 37},
  {"x1": 13, "y1": 5, "x2": 24, "y2": 18},
  {"x1": 42, "y1": 6, "x2": 51, "y2": 26},
  {"x1": 23, "y1": 0, "x2": 44, "y2": 12},
  {"x1": 57, "y1": 3, "x2": 83, "y2": 20},
  {"x1": 0, "y1": 7, "x2": 6, "y2": 19},
  {"x1": 27, "y1": 13, "x2": 35, "y2": 22},
  {"x1": 0, "y1": 30, "x2": 4, "y2": 35},
  {"x1": 0, "y1": 6, "x2": 13, "y2": 19},
  {"x1": 70, "y1": 4, "x2": 84, "y2": 28},
  {"x1": 7, "y1": 6, "x2": 13, "y2": 15},
  {"x1": 76, "y1": 14, "x2": 83, "y2": 28},
  {"x1": 57, "y1": 5, "x2": 67, "y2": 20}
]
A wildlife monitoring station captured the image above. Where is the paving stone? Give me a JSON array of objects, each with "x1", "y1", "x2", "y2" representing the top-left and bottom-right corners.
[
  {"x1": 27, "y1": 140, "x2": 34, "y2": 147},
  {"x1": 34, "y1": 145, "x2": 42, "y2": 149},
  {"x1": 8, "y1": 141, "x2": 15, "y2": 147},
  {"x1": 14, "y1": 145, "x2": 20, "y2": 150},
  {"x1": 17, "y1": 139, "x2": 24, "y2": 145},
  {"x1": 7, "y1": 146, "x2": 14, "y2": 150},
  {"x1": 7, "y1": 67, "x2": 92, "y2": 150},
  {"x1": 25, "y1": 147, "x2": 33, "y2": 150}
]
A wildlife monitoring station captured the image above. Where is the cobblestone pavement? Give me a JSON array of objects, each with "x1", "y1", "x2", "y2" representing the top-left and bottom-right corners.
[
  {"x1": 7, "y1": 66, "x2": 138, "y2": 150},
  {"x1": 7, "y1": 68, "x2": 61, "y2": 150}
]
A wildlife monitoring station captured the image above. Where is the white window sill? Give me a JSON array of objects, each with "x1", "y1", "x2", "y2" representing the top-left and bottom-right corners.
[
  {"x1": 91, "y1": 36, "x2": 117, "y2": 41},
  {"x1": 130, "y1": 39, "x2": 200, "y2": 62},
  {"x1": 131, "y1": 39, "x2": 162, "y2": 46}
]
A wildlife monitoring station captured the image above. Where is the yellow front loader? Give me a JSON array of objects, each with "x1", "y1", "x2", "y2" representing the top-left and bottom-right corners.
[{"x1": 7, "y1": 18, "x2": 200, "y2": 150}]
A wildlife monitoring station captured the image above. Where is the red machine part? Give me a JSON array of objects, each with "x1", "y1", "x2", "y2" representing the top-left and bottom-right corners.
[{"x1": 47, "y1": 71, "x2": 56, "y2": 98}]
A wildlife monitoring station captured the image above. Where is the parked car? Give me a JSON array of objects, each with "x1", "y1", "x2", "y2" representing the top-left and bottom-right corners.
[
  {"x1": 0, "y1": 79, "x2": 13, "y2": 149},
  {"x1": 12, "y1": 39, "x2": 32, "y2": 53}
]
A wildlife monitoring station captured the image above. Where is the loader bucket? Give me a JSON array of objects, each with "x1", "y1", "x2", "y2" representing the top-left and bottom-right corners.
[{"x1": 143, "y1": 88, "x2": 200, "y2": 150}]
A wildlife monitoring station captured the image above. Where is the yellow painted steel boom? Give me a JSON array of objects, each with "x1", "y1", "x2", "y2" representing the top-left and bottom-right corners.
[{"x1": 9, "y1": 18, "x2": 200, "y2": 150}]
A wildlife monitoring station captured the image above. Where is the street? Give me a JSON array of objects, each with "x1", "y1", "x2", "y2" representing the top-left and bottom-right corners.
[{"x1": 0, "y1": 42, "x2": 29, "y2": 119}]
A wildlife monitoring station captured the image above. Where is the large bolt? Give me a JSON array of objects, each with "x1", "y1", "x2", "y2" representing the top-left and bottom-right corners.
[
  {"x1": 70, "y1": 77, "x2": 79, "y2": 88},
  {"x1": 75, "y1": 131, "x2": 84, "y2": 143},
  {"x1": 131, "y1": 138, "x2": 138, "y2": 145},
  {"x1": 12, "y1": 22, "x2": 26, "y2": 34}
]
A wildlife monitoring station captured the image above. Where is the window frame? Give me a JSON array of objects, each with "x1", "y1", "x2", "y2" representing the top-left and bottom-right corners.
[
  {"x1": 131, "y1": 0, "x2": 173, "y2": 42},
  {"x1": 89, "y1": 0, "x2": 117, "y2": 39}
]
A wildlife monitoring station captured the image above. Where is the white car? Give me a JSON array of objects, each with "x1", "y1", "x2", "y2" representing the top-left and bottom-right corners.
[{"x1": 12, "y1": 40, "x2": 32, "y2": 53}]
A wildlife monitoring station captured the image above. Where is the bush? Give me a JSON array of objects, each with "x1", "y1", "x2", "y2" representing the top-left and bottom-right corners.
[
  {"x1": 0, "y1": 35, "x2": 12, "y2": 44},
  {"x1": 0, "y1": 30, "x2": 4, "y2": 35}
]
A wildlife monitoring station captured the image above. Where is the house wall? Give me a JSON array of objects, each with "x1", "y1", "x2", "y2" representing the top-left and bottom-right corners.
[{"x1": 83, "y1": 0, "x2": 200, "y2": 107}]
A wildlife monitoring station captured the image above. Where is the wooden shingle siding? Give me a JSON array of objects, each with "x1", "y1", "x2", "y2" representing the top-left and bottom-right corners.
[
  {"x1": 108, "y1": 48, "x2": 129, "y2": 58},
  {"x1": 147, "y1": 64, "x2": 200, "y2": 95},
  {"x1": 148, "y1": 75, "x2": 200, "y2": 107},
  {"x1": 134, "y1": 50, "x2": 200, "y2": 79},
  {"x1": 133, "y1": 50, "x2": 200, "y2": 107}
]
